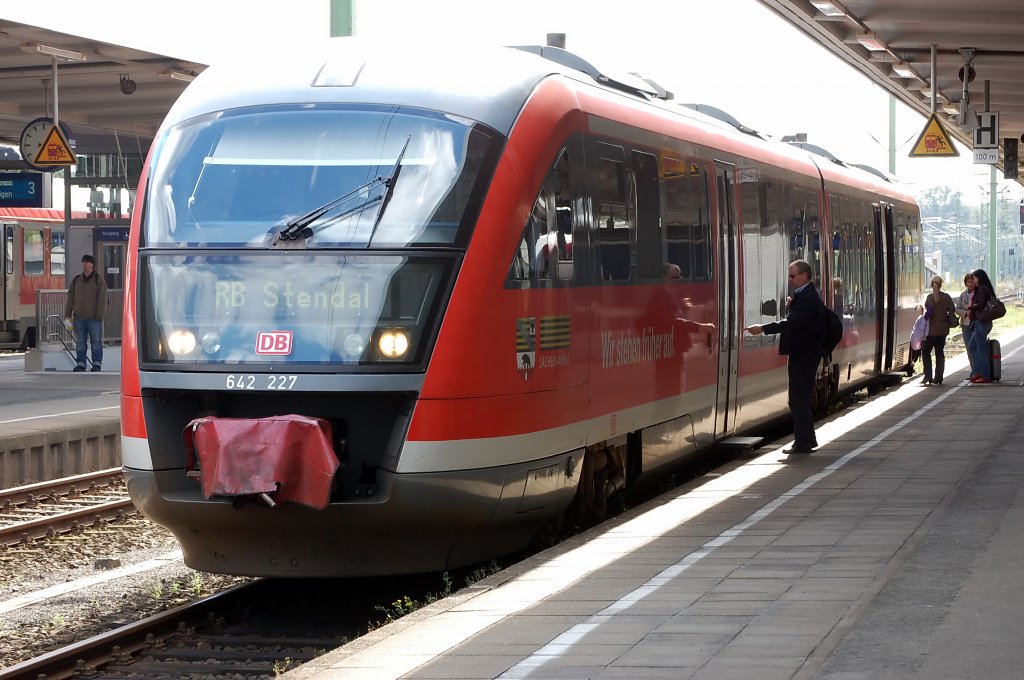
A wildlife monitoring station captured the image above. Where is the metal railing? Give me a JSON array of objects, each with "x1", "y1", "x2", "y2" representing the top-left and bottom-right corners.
[{"x1": 36, "y1": 289, "x2": 123, "y2": 346}]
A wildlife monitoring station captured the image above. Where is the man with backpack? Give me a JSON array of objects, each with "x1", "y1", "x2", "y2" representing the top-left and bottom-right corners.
[
  {"x1": 64, "y1": 254, "x2": 108, "y2": 372},
  {"x1": 745, "y1": 259, "x2": 828, "y2": 454}
]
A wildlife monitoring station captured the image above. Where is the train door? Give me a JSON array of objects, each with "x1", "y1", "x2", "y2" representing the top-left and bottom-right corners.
[
  {"x1": 1, "y1": 224, "x2": 14, "y2": 340},
  {"x1": 872, "y1": 203, "x2": 897, "y2": 372},
  {"x1": 882, "y1": 204, "x2": 897, "y2": 370},
  {"x1": 713, "y1": 162, "x2": 740, "y2": 437}
]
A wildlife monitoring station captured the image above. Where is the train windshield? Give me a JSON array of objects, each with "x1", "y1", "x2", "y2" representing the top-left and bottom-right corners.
[
  {"x1": 143, "y1": 105, "x2": 500, "y2": 248},
  {"x1": 139, "y1": 253, "x2": 454, "y2": 368}
]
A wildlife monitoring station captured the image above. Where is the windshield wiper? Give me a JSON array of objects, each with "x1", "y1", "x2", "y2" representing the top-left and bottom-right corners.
[
  {"x1": 272, "y1": 176, "x2": 386, "y2": 244},
  {"x1": 366, "y1": 135, "x2": 411, "y2": 246},
  {"x1": 272, "y1": 136, "x2": 413, "y2": 247}
]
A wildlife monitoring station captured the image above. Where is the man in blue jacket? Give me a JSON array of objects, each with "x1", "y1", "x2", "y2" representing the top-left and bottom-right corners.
[{"x1": 745, "y1": 259, "x2": 826, "y2": 454}]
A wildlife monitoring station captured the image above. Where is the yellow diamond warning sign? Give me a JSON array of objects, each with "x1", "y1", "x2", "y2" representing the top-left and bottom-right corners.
[
  {"x1": 909, "y1": 113, "x2": 959, "y2": 158},
  {"x1": 32, "y1": 124, "x2": 77, "y2": 166}
]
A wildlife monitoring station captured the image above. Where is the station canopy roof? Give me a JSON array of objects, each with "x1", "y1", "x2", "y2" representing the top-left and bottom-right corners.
[
  {"x1": 0, "y1": 18, "x2": 206, "y2": 156},
  {"x1": 756, "y1": 0, "x2": 1024, "y2": 175}
]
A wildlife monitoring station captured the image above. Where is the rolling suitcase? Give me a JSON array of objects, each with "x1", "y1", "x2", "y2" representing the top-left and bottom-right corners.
[{"x1": 990, "y1": 338, "x2": 1002, "y2": 382}]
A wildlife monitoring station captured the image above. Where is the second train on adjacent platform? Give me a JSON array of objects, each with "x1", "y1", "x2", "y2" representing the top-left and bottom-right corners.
[{"x1": 120, "y1": 40, "x2": 923, "y2": 577}]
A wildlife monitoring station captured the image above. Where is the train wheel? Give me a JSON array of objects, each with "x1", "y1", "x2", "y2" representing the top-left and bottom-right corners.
[{"x1": 566, "y1": 442, "x2": 627, "y2": 525}]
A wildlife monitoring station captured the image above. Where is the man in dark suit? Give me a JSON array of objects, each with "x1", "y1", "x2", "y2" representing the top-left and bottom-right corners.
[{"x1": 745, "y1": 259, "x2": 826, "y2": 454}]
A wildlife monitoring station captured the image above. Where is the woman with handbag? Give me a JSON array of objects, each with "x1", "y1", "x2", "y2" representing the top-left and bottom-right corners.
[
  {"x1": 966, "y1": 269, "x2": 998, "y2": 383},
  {"x1": 922, "y1": 275, "x2": 956, "y2": 385}
]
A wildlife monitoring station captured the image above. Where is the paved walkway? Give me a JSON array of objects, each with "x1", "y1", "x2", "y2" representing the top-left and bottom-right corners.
[
  {"x1": 0, "y1": 353, "x2": 121, "y2": 487},
  {"x1": 286, "y1": 327, "x2": 1024, "y2": 680}
]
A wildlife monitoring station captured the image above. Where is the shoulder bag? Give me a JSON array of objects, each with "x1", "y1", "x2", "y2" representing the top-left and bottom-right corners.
[{"x1": 975, "y1": 295, "x2": 1006, "y2": 323}]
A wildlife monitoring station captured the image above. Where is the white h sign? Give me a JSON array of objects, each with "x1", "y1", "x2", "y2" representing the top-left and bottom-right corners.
[{"x1": 974, "y1": 112, "x2": 999, "y2": 149}]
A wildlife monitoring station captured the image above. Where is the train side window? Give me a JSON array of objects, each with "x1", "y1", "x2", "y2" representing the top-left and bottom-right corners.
[
  {"x1": 593, "y1": 143, "x2": 631, "y2": 282},
  {"x1": 507, "y1": 149, "x2": 575, "y2": 287},
  {"x1": 50, "y1": 231, "x2": 66, "y2": 276},
  {"x1": 23, "y1": 229, "x2": 44, "y2": 276},
  {"x1": 663, "y1": 158, "x2": 710, "y2": 281},
  {"x1": 632, "y1": 150, "x2": 661, "y2": 280},
  {"x1": 784, "y1": 186, "x2": 819, "y2": 288}
]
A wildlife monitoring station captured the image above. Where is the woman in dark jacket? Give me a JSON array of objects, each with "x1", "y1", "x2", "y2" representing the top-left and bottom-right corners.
[
  {"x1": 922, "y1": 275, "x2": 956, "y2": 384},
  {"x1": 966, "y1": 268, "x2": 996, "y2": 383}
]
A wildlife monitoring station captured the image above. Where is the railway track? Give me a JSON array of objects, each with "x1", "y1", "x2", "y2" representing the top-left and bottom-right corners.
[
  {"x1": 0, "y1": 468, "x2": 135, "y2": 547},
  {"x1": 0, "y1": 576, "x2": 439, "y2": 680}
]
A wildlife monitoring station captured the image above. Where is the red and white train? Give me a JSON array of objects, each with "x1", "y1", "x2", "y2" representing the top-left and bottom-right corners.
[
  {"x1": 1, "y1": 208, "x2": 67, "y2": 348},
  {"x1": 121, "y1": 40, "x2": 923, "y2": 577}
]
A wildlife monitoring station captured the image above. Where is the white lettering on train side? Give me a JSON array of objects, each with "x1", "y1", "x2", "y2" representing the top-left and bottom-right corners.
[{"x1": 600, "y1": 326, "x2": 675, "y2": 368}]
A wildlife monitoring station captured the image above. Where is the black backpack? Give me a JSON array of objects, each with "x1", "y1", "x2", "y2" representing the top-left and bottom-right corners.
[{"x1": 823, "y1": 306, "x2": 843, "y2": 357}]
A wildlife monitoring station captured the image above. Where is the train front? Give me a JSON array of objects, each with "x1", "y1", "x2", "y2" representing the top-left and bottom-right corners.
[{"x1": 120, "y1": 48, "x2": 519, "y2": 576}]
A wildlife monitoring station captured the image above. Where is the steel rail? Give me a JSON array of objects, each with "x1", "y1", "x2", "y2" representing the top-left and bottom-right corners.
[
  {"x1": 0, "y1": 582, "x2": 260, "y2": 680},
  {"x1": 0, "y1": 497, "x2": 136, "y2": 546},
  {"x1": 1, "y1": 468, "x2": 123, "y2": 505}
]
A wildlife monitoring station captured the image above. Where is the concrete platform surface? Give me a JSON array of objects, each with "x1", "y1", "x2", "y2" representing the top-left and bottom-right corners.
[
  {"x1": 1, "y1": 353, "x2": 121, "y2": 487},
  {"x1": 283, "y1": 326, "x2": 1024, "y2": 680}
]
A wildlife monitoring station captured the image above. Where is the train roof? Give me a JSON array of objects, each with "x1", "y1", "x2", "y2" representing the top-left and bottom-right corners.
[
  {"x1": 162, "y1": 38, "x2": 916, "y2": 206},
  {"x1": 162, "y1": 39, "x2": 573, "y2": 136}
]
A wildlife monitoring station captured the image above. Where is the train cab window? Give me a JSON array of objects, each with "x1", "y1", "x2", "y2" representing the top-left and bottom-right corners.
[
  {"x1": 507, "y1": 149, "x2": 575, "y2": 287},
  {"x1": 663, "y1": 158, "x2": 711, "y2": 281},
  {"x1": 593, "y1": 144, "x2": 631, "y2": 282},
  {"x1": 143, "y1": 106, "x2": 502, "y2": 249},
  {"x1": 50, "y1": 231, "x2": 66, "y2": 276},
  {"x1": 23, "y1": 229, "x2": 44, "y2": 276}
]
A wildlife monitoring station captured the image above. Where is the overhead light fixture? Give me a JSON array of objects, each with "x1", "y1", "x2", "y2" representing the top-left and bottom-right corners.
[
  {"x1": 941, "y1": 103, "x2": 960, "y2": 116},
  {"x1": 20, "y1": 42, "x2": 86, "y2": 62},
  {"x1": 855, "y1": 32, "x2": 887, "y2": 51},
  {"x1": 810, "y1": 1, "x2": 847, "y2": 17},
  {"x1": 891, "y1": 61, "x2": 916, "y2": 78},
  {"x1": 119, "y1": 74, "x2": 136, "y2": 95},
  {"x1": 158, "y1": 69, "x2": 195, "y2": 82}
]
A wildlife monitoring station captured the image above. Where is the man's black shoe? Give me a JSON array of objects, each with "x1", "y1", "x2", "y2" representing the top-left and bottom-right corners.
[
  {"x1": 73, "y1": 366, "x2": 86, "y2": 372},
  {"x1": 91, "y1": 365, "x2": 102, "y2": 372},
  {"x1": 784, "y1": 446, "x2": 814, "y2": 454}
]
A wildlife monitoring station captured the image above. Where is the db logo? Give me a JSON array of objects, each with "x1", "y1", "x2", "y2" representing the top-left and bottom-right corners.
[{"x1": 255, "y1": 331, "x2": 293, "y2": 355}]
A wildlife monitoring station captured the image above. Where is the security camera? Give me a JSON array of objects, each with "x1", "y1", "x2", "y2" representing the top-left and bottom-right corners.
[{"x1": 120, "y1": 75, "x2": 136, "y2": 95}]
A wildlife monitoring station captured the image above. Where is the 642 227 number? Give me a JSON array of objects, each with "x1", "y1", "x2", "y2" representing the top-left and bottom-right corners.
[{"x1": 224, "y1": 374, "x2": 297, "y2": 390}]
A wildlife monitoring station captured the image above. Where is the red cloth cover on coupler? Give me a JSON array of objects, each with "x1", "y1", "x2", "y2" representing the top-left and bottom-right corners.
[{"x1": 183, "y1": 415, "x2": 338, "y2": 510}]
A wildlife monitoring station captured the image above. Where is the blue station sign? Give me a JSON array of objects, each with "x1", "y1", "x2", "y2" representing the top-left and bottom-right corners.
[{"x1": 0, "y1": 172, "x2": 44, "y2": 208}]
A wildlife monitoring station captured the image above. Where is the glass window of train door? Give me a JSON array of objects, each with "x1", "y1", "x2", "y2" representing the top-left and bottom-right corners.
[
  {"x1": 758, "y1": 178, "x2": 782, "y2": 346},
  {"x1": 805, "y1": 195, "x2": 821, "y2": 290},
  {"x1": 632, "y1": 150, "x2": 660, "y2": 280},
  {"x1": 3, "y1": 224, "x2": 13, "y2": 275},
  {"x1": 739, "y1": 175, "x2": 761, "y2": 347},
  {"x1": 23, "y1": 229, "x2": 44, "y2": 276},
  {"x1": 50, "y1": 231, "x2": 65, "y2": 276}
]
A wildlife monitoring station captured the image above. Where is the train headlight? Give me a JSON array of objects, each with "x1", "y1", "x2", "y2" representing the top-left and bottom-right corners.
[
  {"x1": 378, "y1": 329, "x2": 410, "y2": 359},
  {"x1": 167, "y1": 329, "x2": 197, "y2": 355},
  {"x1": 343, "y1": 333, "x2": 366, "y2": 358},
  {"x1": 201, "y1": 331, "x2": 221, "y2": 354}
]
